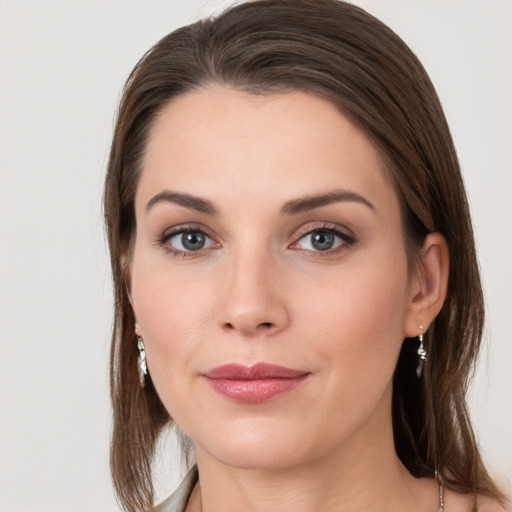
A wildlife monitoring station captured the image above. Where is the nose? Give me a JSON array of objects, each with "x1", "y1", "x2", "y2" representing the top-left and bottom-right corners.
[{"x1": 216, "y1": 248, "x2": 290, "y2": 338}]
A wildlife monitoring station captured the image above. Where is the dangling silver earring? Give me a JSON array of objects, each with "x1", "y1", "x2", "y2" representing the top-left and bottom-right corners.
[
  {"x1": 137, "y1": 335, "x2": 148, "y2": 387},
  {"x1": 416, "y1": 325, "x2": 427, "y2": 377}
]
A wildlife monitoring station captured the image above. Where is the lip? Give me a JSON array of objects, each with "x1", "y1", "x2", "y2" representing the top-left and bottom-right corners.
[{"x1": 201, "y1": 363, "x2": 310, "y2": 403}]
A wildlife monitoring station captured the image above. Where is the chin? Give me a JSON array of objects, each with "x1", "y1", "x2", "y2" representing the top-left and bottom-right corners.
[
  {"x1": 205, "y1": 440, "x2": 306, "y2": 471},
  {"x1": 192, "y1": 417, "x2": 325, "y2": 471}
]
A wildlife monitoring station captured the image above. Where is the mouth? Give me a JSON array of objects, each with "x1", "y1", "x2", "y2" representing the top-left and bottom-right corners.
[{"x1": 201, "y1": 363, "x2": 311, "y2": 403}]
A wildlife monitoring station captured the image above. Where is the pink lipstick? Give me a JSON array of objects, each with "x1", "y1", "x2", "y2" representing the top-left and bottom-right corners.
[{"x1": 202, "y1": 363, "x2": 310, "y2": 403}]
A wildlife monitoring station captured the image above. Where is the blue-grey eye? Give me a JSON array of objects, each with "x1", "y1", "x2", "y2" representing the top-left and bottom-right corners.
[
  {"x1": 182, "y1": 232, "x2": 205, "y2": 250},
  {"x1": 168, "y1": 230, "x2": 215, "y2": 252},
  {"x1": 297, "y1": 229, "x2": 344, "y2": 252},
  {"x1": 312, "y1": 230, "x2": 335, "y2": 251}
]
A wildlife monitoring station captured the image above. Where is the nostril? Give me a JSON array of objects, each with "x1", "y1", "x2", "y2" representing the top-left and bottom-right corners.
[{"x1": 222, "y1": 320, "x2": 274, "y2": 334}]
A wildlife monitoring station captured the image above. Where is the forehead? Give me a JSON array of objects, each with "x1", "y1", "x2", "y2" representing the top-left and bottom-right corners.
[{"x1": 138, "y1": 86, "x2": 397, "y2": 215}]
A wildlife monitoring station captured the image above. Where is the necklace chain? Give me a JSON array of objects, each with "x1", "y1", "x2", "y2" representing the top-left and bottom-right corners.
[{"x1": 438, "y1": 482, "x2": 445, "y2": 512}]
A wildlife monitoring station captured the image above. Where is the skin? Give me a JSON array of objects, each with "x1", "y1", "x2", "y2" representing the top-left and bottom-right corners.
[{"x1": 129, "y1": 87, "x2": 454, "y2": 511}]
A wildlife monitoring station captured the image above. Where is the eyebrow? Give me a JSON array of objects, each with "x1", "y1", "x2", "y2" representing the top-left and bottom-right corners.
[
  {"x1": 280, "y1": 189, "x2": 376, "y2": 215},
  {"x1": 146, "y1": 191, "x2": 217, "y2": 215},
  {"x1": 145, "y1": 188, "x2": 376, "y2": 216}
]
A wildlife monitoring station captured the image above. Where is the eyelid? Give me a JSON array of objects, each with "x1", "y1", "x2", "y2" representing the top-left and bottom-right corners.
[
  {"x1": 155, "y1": 221, "x2": 356, "y2": 257},
  {"x1": 157, "y1": 223, "x2": 221, "y2": 257},
  {"x1": 292, "y1": 221, "x2": 355, "y2": 241},
  {"x1": 293, "y1": 221, "x2": 354, "y2": 238},
  {"x1": 289, "y1": 222, "x2": 357, "y2": 254}
]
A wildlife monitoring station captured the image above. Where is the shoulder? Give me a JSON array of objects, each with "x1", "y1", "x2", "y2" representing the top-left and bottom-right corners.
[
  {"x1": 476, "y1": 495, "x2": 511, "y2": 512},
  {"x1": 445, "y1": 488, "x2": 511, "y2": 512}
]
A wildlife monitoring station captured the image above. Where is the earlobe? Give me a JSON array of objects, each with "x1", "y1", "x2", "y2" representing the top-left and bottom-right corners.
[{"x1": 404, "y1": 233, "x2": 449, "y2": 337}]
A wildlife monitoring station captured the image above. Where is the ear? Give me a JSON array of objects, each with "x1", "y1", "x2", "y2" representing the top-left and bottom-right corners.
[{"x1": 404, "y1": 233, "x2": 449, "y2": 337}]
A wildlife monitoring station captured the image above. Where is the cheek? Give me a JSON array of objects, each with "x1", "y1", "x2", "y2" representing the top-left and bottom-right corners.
[
  {"x1": 132, "y1": 276, "x2": 213, "y2": 423},
  {"x1": 285, "y1": 264, "x2": 409, "y2": 445},
  {"x1": 294, "y1": 253, "x2": 410, "y2": 382},
  {"x1": 135, "y1": 284, "x2": 208, "y2": 349},
  {"x1": 129, "y1": 252, "x2": 212, "y2": 387}
]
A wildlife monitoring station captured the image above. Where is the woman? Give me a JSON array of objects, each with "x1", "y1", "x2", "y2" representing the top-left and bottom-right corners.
[{"x1": 104, "y1": 1, "x2": 509, "y2": 511}]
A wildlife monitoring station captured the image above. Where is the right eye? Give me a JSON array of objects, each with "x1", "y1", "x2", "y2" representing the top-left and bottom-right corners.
[{"x1": 159, "y1": 228, "x2": 218, "y2": 256}]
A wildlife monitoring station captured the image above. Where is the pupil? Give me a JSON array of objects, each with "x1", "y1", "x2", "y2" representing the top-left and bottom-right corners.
[
  {"x1": 182, "y1": 232, "x2": 205, "y2": 250},
  {"x1": 312, "y1": 231, "x2": 334, "y2": 251}
]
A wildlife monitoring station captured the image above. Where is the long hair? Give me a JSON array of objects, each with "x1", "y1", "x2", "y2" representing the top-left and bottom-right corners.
[{"x1": 103, "y1": 1, "x2": 505, "y2": 510}]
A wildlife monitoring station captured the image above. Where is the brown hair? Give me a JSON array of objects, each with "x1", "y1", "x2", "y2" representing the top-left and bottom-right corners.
[{"x1": 104, "y1": 1, "x2": 506, "y2": 510}]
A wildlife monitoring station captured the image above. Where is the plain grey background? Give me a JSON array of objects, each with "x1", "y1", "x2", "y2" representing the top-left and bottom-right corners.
[{"x1": 1, "y1": 1, "x2": 510, "y2": 510}]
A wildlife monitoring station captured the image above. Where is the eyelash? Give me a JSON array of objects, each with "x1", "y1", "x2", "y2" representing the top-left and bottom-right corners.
[
  {"x1": 157, "y1": 224, "x2": 218, "y2": 258},
  {"x1": 291, "y1": 223, "x2": 357, "y2": 256},
  {"x1": 156, "y1": 222, "x2": 356, "y2": 258}
]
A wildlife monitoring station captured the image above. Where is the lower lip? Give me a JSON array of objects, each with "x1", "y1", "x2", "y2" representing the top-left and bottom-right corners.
[{"x1": 205, "y1": 376, "x2": 309, "y2": 403}]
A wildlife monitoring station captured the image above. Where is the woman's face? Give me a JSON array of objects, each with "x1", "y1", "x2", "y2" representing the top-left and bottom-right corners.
[{"x1": 130, "y1": 87, "x2": 421, "y2": 469}]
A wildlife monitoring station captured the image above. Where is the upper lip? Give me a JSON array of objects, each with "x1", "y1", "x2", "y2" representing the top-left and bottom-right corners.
[{"x1": 202, "y1": 363, "x2": 309, "y2": 380}]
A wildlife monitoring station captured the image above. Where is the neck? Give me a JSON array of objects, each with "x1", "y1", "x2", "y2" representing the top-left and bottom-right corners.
[{"x1": 187, "y1": 394, "x2": 438, "y2": 512}]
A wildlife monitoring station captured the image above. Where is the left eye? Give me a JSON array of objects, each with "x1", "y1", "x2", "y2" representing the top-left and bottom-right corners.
[
  {"x1": 295, "y1": 229, "x2": 347, "y2": 252},
  {"x1": 167, "y1": 230, "x2": 216, "y2": 252}
]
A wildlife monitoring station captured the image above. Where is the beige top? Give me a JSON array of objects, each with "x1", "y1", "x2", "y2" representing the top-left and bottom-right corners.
[
  {"x1": 152, "y1": 466, "x2": 445, "y2": 512},
  {"x1": 153, "y1": 467, "x2": 199, "y2": 512}
]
